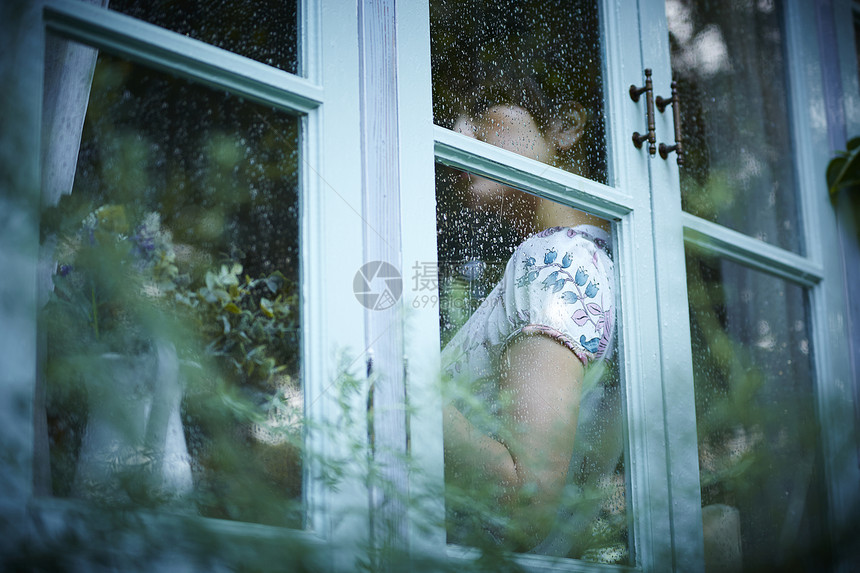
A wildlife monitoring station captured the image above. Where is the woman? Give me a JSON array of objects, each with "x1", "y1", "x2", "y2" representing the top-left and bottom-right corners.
[{"x1": 439, "y1": 88, "x2": 617, "y2": 551}]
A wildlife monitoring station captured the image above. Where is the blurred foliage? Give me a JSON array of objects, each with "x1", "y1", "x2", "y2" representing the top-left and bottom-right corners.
[
  {"x1": 43, "y1": 204, "x2": 181, "y2": 355},
  {"x1": 685, "y1": 247, "x2": 832, "y2": 571},
  {"x1": 39, "y1": 44, "x2": 305, "y2": 532}
]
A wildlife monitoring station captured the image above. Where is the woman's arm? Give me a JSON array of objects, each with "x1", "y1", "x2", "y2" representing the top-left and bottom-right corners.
[{"x1": 444, "y1": 333, "x2": 585, "y2": 547}]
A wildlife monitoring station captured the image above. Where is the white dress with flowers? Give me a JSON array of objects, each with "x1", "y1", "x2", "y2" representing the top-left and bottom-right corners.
[
  {"x1": 441, "y1": 225, "x2": 614, "y2": 422},
  {"x1": 441, "y1": 224, "x2": 623, "y2": 560}
]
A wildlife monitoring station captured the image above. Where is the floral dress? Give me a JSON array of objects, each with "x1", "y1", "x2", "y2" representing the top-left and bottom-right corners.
[
  {"x1": 441, "y1": 225, "x2": 626, "y2": 561},
  {"x1": 441, "y1": 225, "x2": 615, "y2": 427}
]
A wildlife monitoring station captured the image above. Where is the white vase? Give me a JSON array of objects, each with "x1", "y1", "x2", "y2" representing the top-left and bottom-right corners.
[{"x1": 72, "y1": 341, "x2": 192, "y2": 505}]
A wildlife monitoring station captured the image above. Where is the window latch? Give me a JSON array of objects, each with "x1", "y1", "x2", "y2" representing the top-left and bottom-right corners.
[
  {"x1": 630, "y1": 68, "x2": 656, "y2": 155},
  {"x1": 656, "y1": 81, "x2": 684, "y2": 166}
]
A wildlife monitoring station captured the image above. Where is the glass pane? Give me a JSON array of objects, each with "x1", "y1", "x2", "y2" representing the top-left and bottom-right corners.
[
  {"x1": 436, "y1": 164, "x2": 628, "y2": 564},
  {"x1": 854, "y1": 6, "x2": 860, "y2": 85},
  {"x1": 686, "y1": 250, "x2": 829, "y2": 570},
  {"x1": 40, "y1": 39, "x2": 302, "y2": 528},
  {"x1": 667, "y1": 0, "x2": 802, "y2": 253},
  {"x1": 108, "y1": 0, "x2": 299, "y2": 74},
  {"x1": 430, "y1": 0, "x2": 608, "y2": 184}
]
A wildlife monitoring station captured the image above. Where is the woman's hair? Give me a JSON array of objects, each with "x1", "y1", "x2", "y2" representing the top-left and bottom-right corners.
[
  {"x1": 465, "y1": 63, "x2": 554, "y2": 135},
  {"x1": 461, "y1": 62, "x2": 595, "y2": 177}
]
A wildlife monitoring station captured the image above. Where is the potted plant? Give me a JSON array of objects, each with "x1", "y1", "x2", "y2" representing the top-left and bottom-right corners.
[{"x1": 43, "y1": 204, "x2": 193, "y2": 505}]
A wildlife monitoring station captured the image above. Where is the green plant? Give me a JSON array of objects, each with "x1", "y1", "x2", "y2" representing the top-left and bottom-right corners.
[
  {"x1": 175, "y1": 263, "x2": 298, "y2": 393},
  {"x1": 46, "y1": 204, "x2": 180, "y2": 355},
  {"x1": 44, "y1": 201, "x2": 298, "y2": 391},
  {"x1": 827, "y1": 136, "x2": 860, "y2": 198}
]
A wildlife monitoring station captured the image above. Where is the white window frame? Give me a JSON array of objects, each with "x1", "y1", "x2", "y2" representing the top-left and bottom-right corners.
[
  {"x1": 398, "y1": 1, "x2": 860, "y2": 571},
  {"x1": 400, "y1": 2, "x2": 676, "y2": 570},
  {"x1": 2, "y1": 0, "x2": 374, "y2": 569}
]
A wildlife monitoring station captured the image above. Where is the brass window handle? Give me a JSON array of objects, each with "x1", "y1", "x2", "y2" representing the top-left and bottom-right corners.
[
  {"x1": 630, "y1": 68, "x2": 656, "y2": 155},
  {"x1": 656, "y1": 81, "x2": 684, "y2": 166}
]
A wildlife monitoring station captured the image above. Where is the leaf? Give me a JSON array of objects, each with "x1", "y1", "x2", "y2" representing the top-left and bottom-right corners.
[
  {"x1": 260, "y1": 297, "x2": 275, "y2": 319},
  {"x1": 224, "y1": 302, "x2": 241, "y2": 314},
  {"x1": 212, "y1": 289, "x2": 230, "y2": 303},
  {"x1": 265, "y1": 273, "x2": 285, "y2": 293},
  {"x1": 827, "y1": 143, "x2": 860, "y2": 197},
  {"x1": 586, "y1": 302, "x2": 602, "y2": 315},
  {"x1": 827, "y1": 157, "x2": 847, "y2": 194},
  {"x1": 572, "y1": 309, "x2": 589, "y2": 326}
]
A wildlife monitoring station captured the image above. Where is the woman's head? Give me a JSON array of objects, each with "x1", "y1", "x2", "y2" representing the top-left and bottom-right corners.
[
  {"x1": 453, "y1": 102, "x2": 588, "y2": 165},
  {"x1": 455, "y1": 64, "x2": 591, "y2": 165},
  {"x1": 447, "y1": 65, "x2": 607, "y2": 234},
  {"x1": 452, "y1": 99, "x2": 590, "y2": 235}
]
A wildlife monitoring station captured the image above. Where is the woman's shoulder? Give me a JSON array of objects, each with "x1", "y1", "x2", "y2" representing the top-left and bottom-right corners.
[{"x1": 504, "y1": 224, "x2": 616, "y2": 365}]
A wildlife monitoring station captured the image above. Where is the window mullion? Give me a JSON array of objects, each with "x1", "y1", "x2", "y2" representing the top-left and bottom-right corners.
[
  {"x1": 395, "y1": 0, "x2": 447, "y2": 561},
  {"x1": 357, "y1": 0, "x2": 409, "y2": 559},
  {"x1": 682, "y1": 213, "x2": 824, "y2": 288},
  {"x1": 635, "y1": 0, "x2": 706, "y2": 570},
  {"x1": 433, "y1": 127, "x2": 634, "y2": 220}
]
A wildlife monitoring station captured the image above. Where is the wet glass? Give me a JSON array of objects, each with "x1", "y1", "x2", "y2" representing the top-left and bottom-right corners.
[
  {"x1": 430, "y1": 0, "x2": 608, "y2": 184},
  {"x1": 686, "y1": 250, "x2": 829, "y2": 570},
  {"x1": 436, "y1": 164, "x2": 628, "y2": 564},
  {"x1": 854, "y1": 8, "x2": 860, "y2": 85},
  {"x1": 667, "y1": 0, "x2": 802, "y2": 253},
  {"x1": 108, "y1": 0, "x2": 299, "y2": 74},
  {"x1": 39, "y1": 38, "x2": 302, "y2": 528}
]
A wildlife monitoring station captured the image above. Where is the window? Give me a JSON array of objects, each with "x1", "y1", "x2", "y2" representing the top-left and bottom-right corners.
[
  {"x1": 4, "y1": 0, "x2": 370, "y2": 569},
  {"x1": 405, "y1": 0, "x2": 859, "y2": 570},
  {"x1": 1, "y1": 0, "x2": 858, "y2": 571}
]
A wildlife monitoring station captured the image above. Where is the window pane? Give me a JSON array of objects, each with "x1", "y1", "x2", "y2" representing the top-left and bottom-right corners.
[
  {"x1": 430, "y1": 0, "x2": 608, "y2": 184},
  {"x1": 667, "y1": 0, "x2": 802, "y2": 253},
  {"x1": 436, "y1": 164, "x2": 628, "y2": 564},
  {"x1": 108, "y1": 0, "x2": 299, "y2": 74},
  {"x1": 40, "y1": 40, "x2": 302, "y2": 528},
  {"x1": 854, "y1": 4, "x2": 860, "y2": 85},
  {"x1": 686, "y1": 250, "x2": 829, "y2": 570}
]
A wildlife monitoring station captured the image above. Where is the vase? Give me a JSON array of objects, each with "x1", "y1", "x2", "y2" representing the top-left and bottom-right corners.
[{"x1": 72, "y1": 340, "x2": 192, "y2": 505}]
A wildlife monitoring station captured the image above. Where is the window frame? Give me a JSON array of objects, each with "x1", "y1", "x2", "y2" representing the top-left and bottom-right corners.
[
  {"x1": 400, "y1": 1, "x2": 678, "y2": 570},
  {"x1": 10, "y1": 0, "x2": 373, "y2": 568},
  {"x1": 399, "y1": 0, "x2": 860, "y2": 570},
  {"x1": 2, "y1": 0, "x2": 858, "y2": 570},
  {"x1": 634, "y1": 0, "x2": 859, "y2": 569}
]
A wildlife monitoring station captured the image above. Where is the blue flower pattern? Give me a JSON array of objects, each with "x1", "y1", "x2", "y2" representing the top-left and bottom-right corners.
[
  {"x1": 443, "y1": 225, "x2": 614, "y2": 391},
  {"x1": 515, "y1": 232, "x2": 611, "y2": 359}
]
